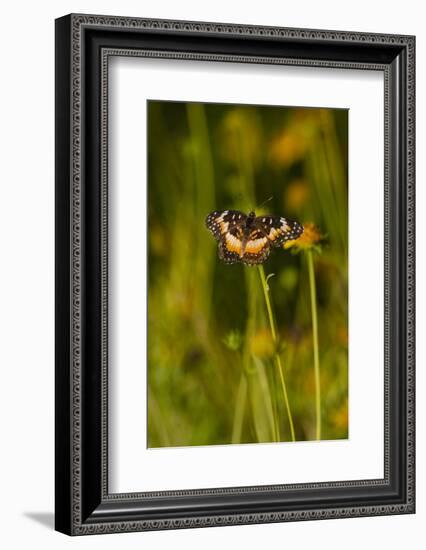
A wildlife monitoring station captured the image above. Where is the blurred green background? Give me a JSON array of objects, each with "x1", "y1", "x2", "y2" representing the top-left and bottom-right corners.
[{"x1": 147, "y1": 100, "x2": 348, "y2": 447}]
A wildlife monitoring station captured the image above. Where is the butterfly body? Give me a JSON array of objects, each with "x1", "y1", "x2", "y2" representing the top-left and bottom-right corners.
[{"x1": 206, "y1": 210, "x2": 303, "y2": 265}]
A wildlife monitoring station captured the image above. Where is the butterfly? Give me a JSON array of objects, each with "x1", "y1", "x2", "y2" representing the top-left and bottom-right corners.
[{"x1": 205, "y1": 210, "x2": 304, "y2": 265}]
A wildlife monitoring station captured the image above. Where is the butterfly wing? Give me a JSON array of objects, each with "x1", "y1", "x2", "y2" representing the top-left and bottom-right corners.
[
  {"x1": 218, "y1": 238, "x2": 241, "y2": 264},
  {"x1": 205, "y1": 210, "x2": 247, "y2": 241},
  {"x1": 241, "y1": 228, "x2": 271, "y2": 265},
  {"x1": 206, "y1": 210, "x2": 248, "y2": 263},
  {"x1": 206, "y1": 210, "x2": 303, "y2": 266},
  {"x1": 254, "y1": 216, "x2": 304, "y2": 248}
]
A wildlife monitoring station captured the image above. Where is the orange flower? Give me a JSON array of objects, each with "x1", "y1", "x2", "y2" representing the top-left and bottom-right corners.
[
  {"x1": 269, "y1": 110, "x2": 320, "y2": 168},
  {"x1": 285, "y1": 179, "x2": 310, "y2": 211},
  {"x1": 269, "y1": 132, "x2": 308, "y2": 167},
  {"x1": 284, "y1": 223, "x2": 323, "y2": 251}
]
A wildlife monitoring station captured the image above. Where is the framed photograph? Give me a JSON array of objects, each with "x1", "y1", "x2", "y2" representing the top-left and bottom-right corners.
[{"x1": 55, "y1": 14, "x2": 415, "y2": 535}]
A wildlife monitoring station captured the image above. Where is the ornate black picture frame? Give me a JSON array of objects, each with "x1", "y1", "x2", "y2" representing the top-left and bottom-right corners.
[{"x1": 55, "y1": 14, "x2": 415, "y2": 535}]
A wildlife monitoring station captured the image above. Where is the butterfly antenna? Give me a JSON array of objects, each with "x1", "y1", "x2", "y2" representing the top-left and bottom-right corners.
[{"x1": 257, "y1": 196, "x2": 274, "y2": 210}]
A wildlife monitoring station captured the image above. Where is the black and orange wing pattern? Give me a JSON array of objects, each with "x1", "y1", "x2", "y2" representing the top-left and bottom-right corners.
[
  {"x1": 253, "y1": 215, "x2": 304, "y2": 248},
  {"x1": 206, "y1": 210, "x2": 303, "y2": 266},
  {"x1": 239, "y1": 227, "x2": 271, "y2": 265},
  {"x1": 205, "y1": 210, "x2": 247, "y2": 240},
  {"x1": 206, "y1": 210, "x2": 246, "y2": 264}
]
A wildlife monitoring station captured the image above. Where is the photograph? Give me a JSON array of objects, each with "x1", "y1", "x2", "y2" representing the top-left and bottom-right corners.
[
  {"x1": 51, "y1": 8, "x2": 415, "y2": 539},
  {"x1": 0, "y1": 0, "x2": 418, "y2": 545},
  {"x1": 147, "y1": 100, "x2": 349, "y2": 448}
]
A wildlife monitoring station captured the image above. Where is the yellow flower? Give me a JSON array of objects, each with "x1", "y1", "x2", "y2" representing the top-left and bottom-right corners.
[
  {"x1": 284, "y1": 223, "x2": 323, "y2": 251},
  {"x1": 249, "y1": 328, "x2": 275, "y2": 359}
]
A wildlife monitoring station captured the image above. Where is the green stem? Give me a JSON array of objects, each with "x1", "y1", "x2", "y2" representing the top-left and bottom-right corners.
[
  {"x1": 269, "y1": 363, "x2": 281, "y2": 442},
  {"x1": 307, "y1": 250, "x2": 321, "y2": 440},
  {"x1": 232, "y1": 373, "x2": 247, "y2": 444},
  {"x1": 244, "y1": 268, "x2": 277, "y2": 443},
  {"x1": 258, "y1": 265, "x2": 296, "y2": 442}
]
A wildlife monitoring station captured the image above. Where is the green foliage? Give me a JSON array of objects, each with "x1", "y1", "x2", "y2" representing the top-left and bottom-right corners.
[
  {"x1": 222, "y1": 330, "x2": 243, "y2": 352},
  {"x1": 147, "y1": 100, "x2": 348, "y2": 447}
]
